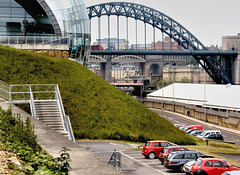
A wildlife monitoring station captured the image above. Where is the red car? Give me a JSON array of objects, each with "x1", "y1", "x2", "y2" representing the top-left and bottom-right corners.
[
  {"x1": 158, "y1": 146, "x2": 189, "y2": 164},
  {"x1": 190, "y1": 158, "x2": 240, "y2": 175},
  {"x1": 184, "y1": 125, "x2": 203, "y2": 132},
  {"x1": 142, "y1": 141, "x2": 173, "y2": 159}
]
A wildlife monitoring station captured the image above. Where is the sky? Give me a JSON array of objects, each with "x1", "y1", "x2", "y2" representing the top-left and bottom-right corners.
[{"x1": 85, "y1": 0, "x2": 240, "y2": 47}]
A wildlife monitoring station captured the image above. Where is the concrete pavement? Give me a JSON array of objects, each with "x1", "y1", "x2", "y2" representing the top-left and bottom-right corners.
[{"x1": 0, "y1": 98, "x2": 122, "y2": 175}]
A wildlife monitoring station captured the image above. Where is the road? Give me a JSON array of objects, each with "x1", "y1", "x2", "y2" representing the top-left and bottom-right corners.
[
  {"x1": 149, "y1": 109, "x2": 240, "y2": 146},
  {"x1": 150, "y1": 108, "x2": 240, "y2": 162},
  {"x1": 77, "y1": 140, "x2": 185, "y2": 175}
]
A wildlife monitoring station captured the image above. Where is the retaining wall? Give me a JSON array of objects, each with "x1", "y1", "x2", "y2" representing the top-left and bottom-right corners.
[{"x1": 144, "y1": 99, "x2": 240, "y2": 130}]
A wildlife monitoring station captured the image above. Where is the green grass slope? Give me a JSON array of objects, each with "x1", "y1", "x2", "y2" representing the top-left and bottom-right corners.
[{"x1": 0, "y1": 46, "x2": 195, "y2": 145}]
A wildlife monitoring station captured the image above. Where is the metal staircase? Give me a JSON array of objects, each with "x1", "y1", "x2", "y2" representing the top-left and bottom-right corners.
[
  {"x1": 0, "y1": 81, "x2": 75, "y2": 142},
  {"x1": 34, "y1": 100, "x2": 69, "y2": 138}
]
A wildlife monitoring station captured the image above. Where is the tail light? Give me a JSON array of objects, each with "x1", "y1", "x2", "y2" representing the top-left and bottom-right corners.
[{"x1": 167, "y1": 161, "x2": 173, "y2": 164}]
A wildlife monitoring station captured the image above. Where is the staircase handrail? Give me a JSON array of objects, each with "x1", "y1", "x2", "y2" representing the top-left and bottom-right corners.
[
  {"x1": 65, "y1": 116, "x2": 76, "y2": 142},
  {"x1": 55, "y1": 84, "x2": 75, "y2": 142},
  {"x1": 29, "y1": 86, "x2": 37, "y2": 119}
]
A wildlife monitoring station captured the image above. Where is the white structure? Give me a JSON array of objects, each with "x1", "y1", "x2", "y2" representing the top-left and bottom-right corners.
[{"x1": 147, "y1": 83, "x2": 240, "y2": 111}]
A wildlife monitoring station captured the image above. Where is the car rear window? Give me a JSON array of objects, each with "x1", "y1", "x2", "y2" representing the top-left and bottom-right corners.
[
  {"x1": 161, "y1": 147, "x2": 168, "y2": 153},
  {"x1": 145, "y1": 142, "x2": 150, "y2": 147}
]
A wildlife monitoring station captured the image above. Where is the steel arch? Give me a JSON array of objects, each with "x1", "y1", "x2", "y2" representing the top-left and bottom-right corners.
[
  {"x1": 112, "y1": 55, "x2": 145, "y2": 63},
  {"x1": 87, "y1": 2, "x2": 206, "y2": 50},
  {"x1": 89, "y1": 55, "x2": 106, "y2": 63}
]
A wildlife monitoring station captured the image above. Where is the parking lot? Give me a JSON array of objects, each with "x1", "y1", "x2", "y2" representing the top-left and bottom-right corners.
[{"x1": 77, "y1": 141, "x2": 186, "y2": 175}]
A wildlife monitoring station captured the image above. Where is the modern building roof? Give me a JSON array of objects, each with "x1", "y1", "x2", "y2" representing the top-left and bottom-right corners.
[{"x1": 147, "y1": 83, "x2": 240, "y2": 111}]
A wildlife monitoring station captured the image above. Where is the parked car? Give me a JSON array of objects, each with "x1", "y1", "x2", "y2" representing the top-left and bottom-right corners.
[
  {"x1": 174, "y1": 124, "x2": 185, "y2": 128},
  {"x1": 222, "y1": 170, "x2": 240, "y2": 175},
  {"x1": 183, "y1": 156, "x2": 215, "y2": 174},
  {"x1": 163, "y1": 150, "x2": 205, "y2": 171},
  {"x1": 203, "y1": 133, "x2": 224, "y2": 141},
  {"x1": 184, "y1": 125, "x2": 203, "y2": 132},
  {"x1": 197, "y1": 130, "x2": 221, "y2": 138},
  {"x1": 142, "y1": 141, "x2": 173, "y2": 159},
  {"x1": 190, "y1": 158, "x2": 240, "y2": 175},
  {"x1": 183, "y1": 160, "x2": 196, "y2": 175},
  {"x1": 186, "y1": 129, "x2": 200, "y2": 135},
  {"x1": 179, "y1": 126, "x2": 187, "y2": 131},
  {"x1": 190, "y1": 130, "x2": 203, "y2": 136},
  {"x1": 158, "y1": 146, "x2": 189, "y2": 164}
]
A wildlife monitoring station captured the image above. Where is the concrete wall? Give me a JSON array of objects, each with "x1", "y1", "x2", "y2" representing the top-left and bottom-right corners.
[{"x1": 144, "y1": 99, "x2": 240, "y2": 130}]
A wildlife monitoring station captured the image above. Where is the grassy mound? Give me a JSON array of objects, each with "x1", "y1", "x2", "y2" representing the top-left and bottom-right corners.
[{"x1": 0, "y1": 46, "x2": 195, "y2": 145}]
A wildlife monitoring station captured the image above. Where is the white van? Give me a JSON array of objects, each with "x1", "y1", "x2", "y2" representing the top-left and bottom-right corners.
[{"x1": 197, "y1": 130, "x2": 221, "y2": 138}]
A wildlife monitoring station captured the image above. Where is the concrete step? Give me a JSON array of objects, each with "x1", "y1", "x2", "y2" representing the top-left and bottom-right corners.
[{"x1": 34, "y1": 100, "x2": 70, "y2": 140}]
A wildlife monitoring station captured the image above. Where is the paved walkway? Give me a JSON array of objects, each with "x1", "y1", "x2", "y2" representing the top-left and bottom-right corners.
[{"x1": 0, "y1": 98, "x2": 122, "y2": 175}]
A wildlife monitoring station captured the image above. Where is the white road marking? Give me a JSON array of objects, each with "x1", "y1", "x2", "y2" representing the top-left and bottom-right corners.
[{"x1": 121, "y1": 152, "x2": 170, "y2": 175}]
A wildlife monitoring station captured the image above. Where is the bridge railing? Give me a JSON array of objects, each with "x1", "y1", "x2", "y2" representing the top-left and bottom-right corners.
[{"x1": 0, "y1": 36, "x2": 69, "y2": 46}]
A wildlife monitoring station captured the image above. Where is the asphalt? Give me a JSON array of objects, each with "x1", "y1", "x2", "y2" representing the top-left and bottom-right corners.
[
  {"x1": 160, "y1": 109, "x2": 240, "y2": 136},
  {"x1": 0, "y1": 98, "x2": 122, "y2": 175}
]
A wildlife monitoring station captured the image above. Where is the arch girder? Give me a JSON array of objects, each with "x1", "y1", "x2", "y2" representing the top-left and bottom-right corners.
[
  {"x1": 112, "y1": 55, "x2": 145, "y2": 63},
  {"x1": 87, "y1": 2, "x2": 206, "y2": 50},
  {"x1": 89, "y1": 55, "x2": 106, "y2": 63}
]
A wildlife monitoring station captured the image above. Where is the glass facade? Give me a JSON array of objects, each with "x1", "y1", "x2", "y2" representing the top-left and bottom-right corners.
[
  {"x1": 0, "y1": 0, "x2": 54, "y2": 36},
  {"x1": 0, "y1": 0, "x2": 91, "y2": 65}
]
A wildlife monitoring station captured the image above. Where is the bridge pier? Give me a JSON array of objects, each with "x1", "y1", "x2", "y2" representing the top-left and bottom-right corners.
[
  {"x1": 233, "y1": 53, "x2": 240, "y2": 85},
  {"x1": 100, "y1": 55, "x2": 112, "y2": 83}
]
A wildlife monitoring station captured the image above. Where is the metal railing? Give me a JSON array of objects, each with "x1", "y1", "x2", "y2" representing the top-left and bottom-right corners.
[
  {"x1": 0, "y1": 80, "x2": 9, "y2": 100},
  {"x1": 93, "y1": 150, "x2": 121, "y2": 170},
  {"x1": 0, "y1": 80, "x2": 75, "y2": 142},
  {"x1": 55, "y1": 85, "x2": 75, "y2": 142},
  {"x1": 0, "y1": 36, "x2": 69, "y2": 46}
]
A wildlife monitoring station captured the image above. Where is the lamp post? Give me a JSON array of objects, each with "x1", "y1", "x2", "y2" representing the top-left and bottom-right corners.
[
  {"x1": 140, "y1": 77, "x2": 143, "y2": 102},
  {"x1": 172, "y1": 65, "x2": 175, "y2": 112},
  {"x1": 204, "y1": 69, "x2": 207, "y2": 122},
  {"x1": 162, "y1": 77, "x2": 164, "y2": 117}
]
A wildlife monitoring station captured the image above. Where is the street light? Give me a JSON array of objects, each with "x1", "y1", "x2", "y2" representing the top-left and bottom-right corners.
[
  {"x1": 172, "y1": 65, "x2": 176, "y2": 112},
  {"x1": 204, "y1": 69, "x2": 207, "y2": 122},
  {"x1": 162, "y1": 77, "x2": 164, "y2": 117}
]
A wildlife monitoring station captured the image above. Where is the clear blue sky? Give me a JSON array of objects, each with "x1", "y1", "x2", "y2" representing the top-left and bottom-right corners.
[{"x1": 85, "y1": 0, "x2": 240, "y2": 47}]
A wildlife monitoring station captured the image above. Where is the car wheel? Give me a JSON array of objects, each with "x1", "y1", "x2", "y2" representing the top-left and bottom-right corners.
[
  {"x1": 148, "y1": 152, "x2": 156, "y2": 159},
  {"x1": 180, "y1": 165, "x2": 184, "y2": 172}
]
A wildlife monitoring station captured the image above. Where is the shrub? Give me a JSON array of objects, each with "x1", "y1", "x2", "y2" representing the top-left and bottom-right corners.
[{"x1": 0, "y1": 107, "x2": 71, "y2": 174}]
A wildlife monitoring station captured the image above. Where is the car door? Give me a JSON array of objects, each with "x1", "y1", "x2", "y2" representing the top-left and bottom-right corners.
[
  {"x1": 213, "y1": 160, "x2": 230, "y2": 175},
  {"x1": 152, "y1": 142, "x2": 163, "y2": 156}
]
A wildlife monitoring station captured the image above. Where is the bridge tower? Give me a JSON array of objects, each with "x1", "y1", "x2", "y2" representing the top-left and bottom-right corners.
[{"x1": 222, "y1": 34, "x2": 240, "y2": 85}]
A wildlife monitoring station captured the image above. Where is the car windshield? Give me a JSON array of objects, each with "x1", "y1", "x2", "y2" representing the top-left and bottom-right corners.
[{"x1": 195, "y1": 160, "x2": 202, "y2": 166}]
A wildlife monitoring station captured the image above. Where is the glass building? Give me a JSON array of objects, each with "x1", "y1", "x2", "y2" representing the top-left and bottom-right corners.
[{"x1": 0, "y1": 0, "x2": 90, "y2": 65}]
